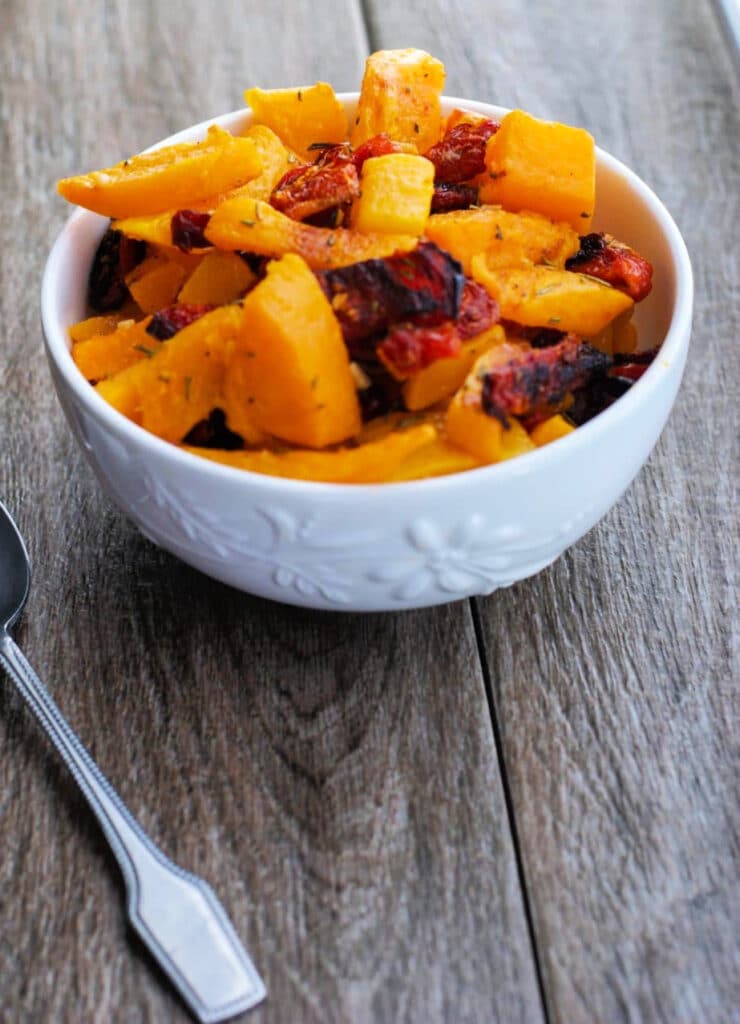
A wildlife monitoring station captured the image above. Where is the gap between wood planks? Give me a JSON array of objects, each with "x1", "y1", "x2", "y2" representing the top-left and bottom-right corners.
[
  {"x1": 354, "y1": 7, "x2": 551, "y2": 1017},
  {"x1": 470, "y1": 598, "x2": 551, "y2": 1024}
]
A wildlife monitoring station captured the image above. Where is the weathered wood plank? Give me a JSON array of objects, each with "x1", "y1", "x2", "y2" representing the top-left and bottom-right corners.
[
  {"x1": 0, "y1": 2, "x2": 542, "y2": 1021},
  {"x1": 365, "y1": 0, "x2": 740, "y2": 1020}
]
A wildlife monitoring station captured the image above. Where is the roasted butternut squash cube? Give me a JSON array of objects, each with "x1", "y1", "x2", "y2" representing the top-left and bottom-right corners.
[
  {"x1": 69, "y1": 313, "x2": 131, "y2": 343},
  {"x1": 445, "y1": 342, "x2": 531, "y2": 463},
  {"x1": 72, "y1": 316, "x2": 158, "y2": 382},
  {"x1": 353, "y1": 154, "x2": 435, "y2": 236},
  {"x1": 471, "y1": 260, "x2": 633, "y2": 336},
  {"x1": 205, "y1": 196, "x2": 417, "y2": 270},
  {"x1": 351, "y1": 48, "x2": 445, "y2": 152},
  {"x1": 112, "y1": 126, "x2": 294, "y2": 246},
  {"x1": 113, "y1": 212, "x2": 176, "y2": 248},
  {"x1": 402, "y1": 325, "x2": 505, "y2": 411},
  {"x1": 96, "y1": 306, "x2": 245, "y2": 442},
  {"x1": 124, "y1": 255, "x2": 187, "y2": 314},
  {"x1": 446, "y1": 391, "x2": 504, "y2": 463},
  {"x1": 479, "y1": 110, "x2": 596, "y2": 231},
  {"x1": 529, "y1": 414, "x2": 576, "y2": 447},
  {"x1": 224, "y1": 253, "x2": 361, "y2": 448},
  {"x1": 186, "y1": 424, "x2": 436, "y2": 483},
  {"x1": 58, "y1": 126, "x2": 262, "y2": 218},
  {"x1": 230, "y1": 125, "x2": 295, "y2": 200},
  {"x1": 178, "y1": 251, "x2": 255, "y2": 305},
  {"x1": 390, "y1": 438, "x2": 481, "y2": 481},
  {"x1": 244, "y1": 83, "x2": 347, "y2": 160},
  {"x1": 425, "y1": 206, "x2": 580, "y2": 275},
  {"x1": 497, "y1": 418, "x2": 536, "y2": 460}
]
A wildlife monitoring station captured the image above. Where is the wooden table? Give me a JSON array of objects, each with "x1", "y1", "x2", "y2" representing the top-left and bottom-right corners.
[{"x1": 1, "y1": 1, "x2": 737, "y2": 1020}]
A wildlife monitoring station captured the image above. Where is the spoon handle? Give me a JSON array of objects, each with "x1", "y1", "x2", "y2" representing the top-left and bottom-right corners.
[{"x1": 0, "y1": 633, "x2": 266, "y2": 1023}]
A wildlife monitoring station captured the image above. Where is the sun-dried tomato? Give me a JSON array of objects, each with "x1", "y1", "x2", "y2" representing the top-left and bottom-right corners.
[
  {"x1": 351, "y1": 133, "x2": 406, "y2": 170},
  {"x1": 481, "y1": 336, "x2": 612, "y2": 423},
  {"x1": 171, "y1": 209, "x2": 212, "y2": 251},
  {"x1": 88, "y1": 229, "x2": 147, "y2": 311},
  {"x1": 457, "y1": 279, "x2": 499, "y2": 339},
  {"x1": 377, "y1": 320, "x2": 462, "y2": 378},
  {"x1": 430, "y1": 182, "x2": 480, "y2": 213},
  {"x1": 271, "y1": 144, "x2": 360, "y2": 221},
  {"x1": 424, "y1": 119, "x2": 499, "y2": 183},
  {"x1": 566, "y1": 233, "x2": 653, "y2": 302},
  {"x1": 317, "y1": 241, "x2": 464, "y2": 347},
  {"x1": 146, "y1": 303, "x2": 215, "y2": 341}
]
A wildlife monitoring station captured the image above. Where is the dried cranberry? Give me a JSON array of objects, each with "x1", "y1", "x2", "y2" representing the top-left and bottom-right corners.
[
  {"x1": 146, "y1": 303, "x2": 215, "y2": 341},
  {"x1": 430, "y1": 182, "x2": 480, "y2": 213},
  {"x1": 171, "y1": 210, "x2": 212, "y2": 251},
  {"x1": 182, "y1": 408, "x2": 244, "y2": 450},
  {"x1": 88, "y1": 229, "x2": 146, "y2": 312}
]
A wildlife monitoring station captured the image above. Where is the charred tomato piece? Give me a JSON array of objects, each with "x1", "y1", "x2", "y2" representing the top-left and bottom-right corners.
[
  {"x1": 377, "y1": 320, "x2": 462, "y2": 378},
  {"x1": 271, "y1": 143, "x2": 360, "y2": 221},
  {"x1": 317, "y1": 241, "x2": 464, "y2": 346},
  {"x1": 457, "y1": 279, "x2": 499, "y2": 339},
  {"x1": 351, "y1": 133, "x2": 407, "y2": 170},
  {"x1": 146, "y1": 303, "x2": 215, "y2": 341},
  {"x1": 481, "y1": 336, "x2": 612, "y2": 423},
  {"x1": 171, "y1": 209, "x2": 212, "y2": 251},
  {"x1": 566, "y1": 233, "x2": 653, "y2": 302},
  {"x1": 424, "y1": 119, "x2": 499, "y2": 183},
  {"x1": 430, "y1": 182, "x2": 479, "y2": 213},
  {"x1": 88, "y1": 229, "x2": 147, "y2": 312}
]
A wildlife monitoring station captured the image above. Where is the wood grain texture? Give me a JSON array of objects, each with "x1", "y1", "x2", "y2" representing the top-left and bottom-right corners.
[
  {"x1": 0, "y1": 2, "x2": 542, "y2": 1022},
  {"x1": 364, "y1": 0, "x2": 740, "y2": 1020}
]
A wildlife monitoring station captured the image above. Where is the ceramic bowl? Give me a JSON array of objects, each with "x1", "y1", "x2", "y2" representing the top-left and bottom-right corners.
[{"x1": 41, "y1": 97, "x2": 693, "y2": 611}]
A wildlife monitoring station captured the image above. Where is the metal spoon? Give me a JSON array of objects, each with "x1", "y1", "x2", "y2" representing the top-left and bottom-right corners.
[{"x1": 0, "y1": 500, "x2": 266, "y2": 1022}]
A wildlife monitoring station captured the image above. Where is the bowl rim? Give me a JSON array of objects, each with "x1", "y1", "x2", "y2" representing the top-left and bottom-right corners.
[{"x1": 41, "y1": 94, "x2": 694, "y2": 498}]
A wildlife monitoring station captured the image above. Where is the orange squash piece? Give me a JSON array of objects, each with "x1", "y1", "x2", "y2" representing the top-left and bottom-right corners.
[
  {"x1": 57, "y1": 126, "x2": 263, "y2": 218},
  {"x1": 112, "y1": 126, "x2": 294, "y2": 246},
  {"x1": 351, "y1": 48, "x2": 445, "y2": 152},
  {"x1": 529, "y1": 414, "x2": 576, "y2": 447},
  {"x1": 244, "y1": 83, "x2": 347, "y2": 160},
  {"x1": 402, "y1": 325, "x2": 506, "y2": 411},
  {"x1": 425, "y1": 206, "x2": 580, "y2": 276},
  {"x1": 479, "y1": 110, "x2": 596, "y2": 231},
  {"x1": 446, "y1": 392, "x2": 504, "y2": 464},
  {"x1": 186, "y1": 424, "x2": 436, "y2": 483},
  {"x1": 72, "y1": 316, "x2": 158, "y2": 382},
  {"x1": 205, "y1": 197, "x2": 417, "y2": 270},
  {"x1": 125, "y1": 255, "x2": 188, "y2": 314},
  {"x1": 444, "y1": 342, "x2": 528, "y2": 463},
  {"x1": 470, "y1": 261, "x2": 633, "y2": 336},
  {"x1": 223, "y1": 253, "x2": 361, "y2": 448},
  {"x1": 96, "y1": 306, "x2": 247, "y2": 442},
  {"x1": 69, "y1": 313, "x2": 131, "y2": 343},
  {"x1": 178, "y1": 251, "x2": 255, "y2": 305},
  {"x1": 389, "y1": 437, "x2": 481, "y2": 481},
  {"x1": 353, "y1": 154, "x2": 435, "y2": 236}
]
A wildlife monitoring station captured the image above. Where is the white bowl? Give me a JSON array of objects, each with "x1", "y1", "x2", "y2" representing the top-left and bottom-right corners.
[{"x1": 41, "y1": 97, "x2": 693, "y2": 612}]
